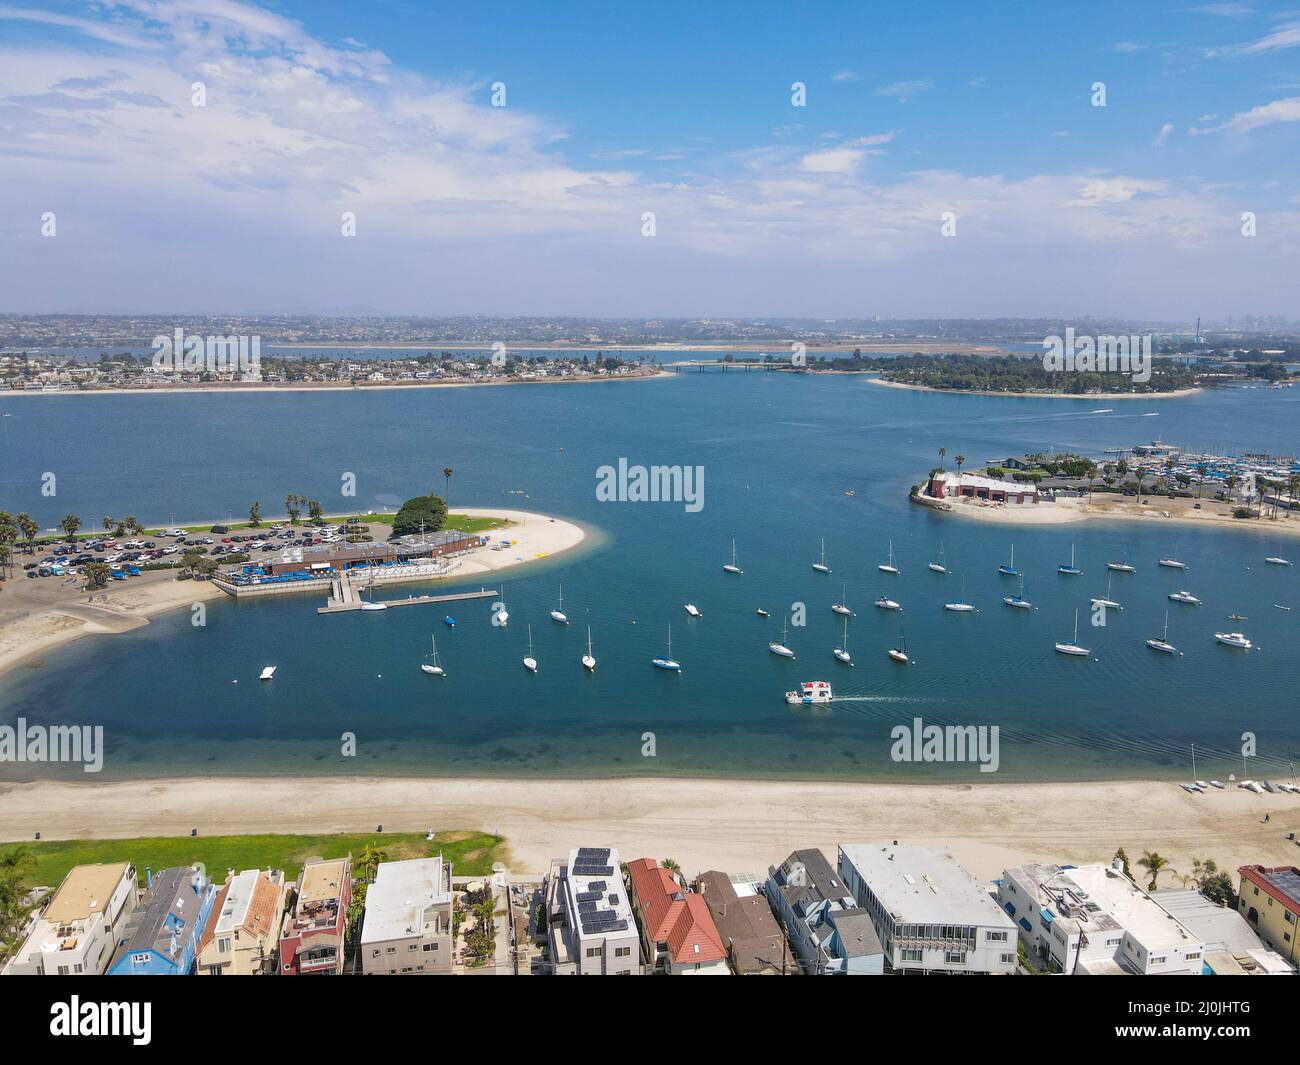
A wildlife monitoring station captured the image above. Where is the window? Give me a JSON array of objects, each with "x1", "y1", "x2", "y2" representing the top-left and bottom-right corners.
[
  {"x1": 371, "y1": 949, "x2": 380, "y2": 958},
  {"x1": 1151, "y1": 955, "x2": 1167, "y2": 965},
  {"x1": 1187, "y1": 952, "x2": 1201, "y2": 961},
  {"x1": 386, "y1": 947, "x2": 396, "y2": 954},
  {"x1": 944, "y1": 949, "x2": 964, "y2": 964},
  {"x1": 987, "y1": 930, "x2": 1008, "y2": 942},
  {"x1": 422, "y1": 942, "x2": 439, "y2": 951},
  {"x1": 1000, "y1": 953, "x2": 1014, "y2": 965},
  {"x1": 218, "y1": 937, "x2": 231, "y2": 953},
  {"x1": 615, "y1": 946, "x2": 631, "y2": 958},
  {"x1": 585, "y1": 945, "x2": 603, "y2": 958},
  {"x1": 901, "y1": 948, "x2": 922, "y2": 962}
]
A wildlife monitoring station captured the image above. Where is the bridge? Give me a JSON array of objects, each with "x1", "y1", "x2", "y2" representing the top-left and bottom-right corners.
[{"x1": 668, "y1": 360, "x2": 783, "y2": 372}]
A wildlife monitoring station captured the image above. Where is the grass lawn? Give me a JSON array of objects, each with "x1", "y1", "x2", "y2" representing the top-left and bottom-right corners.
[
  {"x1": 143, "y1": 512, "x2": 509, "y2": 536},
  {"x1": 6, "y1": 830, "x2": 507, "y2": 889}
]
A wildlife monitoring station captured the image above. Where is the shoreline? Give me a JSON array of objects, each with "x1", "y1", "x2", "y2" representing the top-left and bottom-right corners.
[
  {"x1": 1, "y1": 775, "x2": 1295, "y2": 880},
  {"x1": 869, "y1": 377, "x2": 1204, "y2": 400},
  {"x1": 0, "y1": 507, "x2": 588, "y2": 680}
]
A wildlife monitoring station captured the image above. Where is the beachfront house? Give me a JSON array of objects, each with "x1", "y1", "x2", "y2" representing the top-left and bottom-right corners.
[
  {"x1": 197, "y1": 868, "x2": 287, "y2": 975},
  {"x1": 1156, "y1": 889, "x2": 1292, "y2": 975},
  {"x1": 695, "y1": 869, "x2": 789, "y2": 975},
  {"x1": 279, "y1": 856, "x2": 352, "y2": 975},
  {"x1": 625, "y1": 858, "x2": 728, "y2": 975},
  {"x1": 838, "y1": 844, "x2": 1017, "y2": 975},
  {"x1": 928, "y1": 470, "x2": 1038, "y2": 504},
  {"x1": 766, "y1": 849, "x2": 885, "y2": 975},
  {"x1": 1, "y1": 862, "x2": 138, "y2": 977},
  {"x1": 1237, "y1": 865, "x2": 1300, "y2": 966},
  {"x1": 544, "y1": 846, "x2": 641, "y2": 975},
  {"x1": 107, "y1": 866, "x2": 218, "y2": 976},
  {"x1": 998, "y1": 861, "x2": 1203, "y2": 975},
  {"x1": 360, "y1": 855, "x2": 454, "y2": 975}
]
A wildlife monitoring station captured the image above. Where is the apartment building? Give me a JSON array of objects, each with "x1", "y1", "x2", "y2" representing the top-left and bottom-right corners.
[
  {"x1": 695, "y1": 870, "x2": 789, "y2": 975},
  {"x1": 361, "y1": 856, "x2": 454, "y2": 975},
  {"x1": 838, "y1": 843, "x2": 1017, "y2": 974},
  {"x1": 2, "y1": 863, "x2": 138, "y2": 977},
  {"x1": 767, "y1": 848, "x2": 885, "y2": 975},
  {"x1": 625, "y1": 858, "x2": 727, "y2": 975},
  {"x1": 279, "y1": 856, "x2": 353, "y2": 975},
  {"x1": 544, "y1": 847, "x2": 640, "y2": 975},
  {"x1": 197, "y1": 869, "x2": 287, "y2": 975},
  {"x1": 107, "y1": 866, "x2": 218, "y2": 976},
  {"x1": 1237, "y1": 865, "x2": 1300, "y2": 965}
]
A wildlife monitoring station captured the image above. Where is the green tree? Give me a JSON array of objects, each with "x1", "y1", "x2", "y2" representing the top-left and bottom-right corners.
[
  {"x1": 392, "y1": 494, "x2": 449, "y2": 537},
  {"x1": 1138, "y1": 851, "x2": 1170, "y2": 891},
  {"x1": 59, "y1": 514, "x2": 81, "y2": 539},
  {"x1": 16, "y1": 513, "x2": 38, "y2": 554},
  {"x1": 1113, "y1": 848, "x2": 1133, "y2": 880},
  {"x1": 83, "y1": 561, "x2": 111, "y2": 589},
  {"x1": 249, "y1": 501, "x2": 262, "y2": 527},
  {"x1": 0, "y1": 846, "x2": 40, "y2": 966},
  {"x1": 442, "y1": 466, "x2": 454, "y2": 500}
]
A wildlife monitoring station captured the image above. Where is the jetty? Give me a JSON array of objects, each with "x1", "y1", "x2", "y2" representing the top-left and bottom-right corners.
[{"x1": 317, "y1": 573, "x2": 498, "y2": 614}]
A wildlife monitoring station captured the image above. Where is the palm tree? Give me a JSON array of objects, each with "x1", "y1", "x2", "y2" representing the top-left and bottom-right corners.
[
  {"x1": 59, "y1": 514, "x2": 81, "y2": 539},
  {"x1": 102, "y1": 516, "x2": 114, "y2": 532},
  {"x1": 937, "y1": 447, "x2": 946, "y2": 471},
  {"x1": 955, "y1": 454, "x2": 966, "y2": 474},
  {"x1": 1138, "y1": 851, "x2": 1170, "y2": 891},
  {"x1": 16, "y1": 513, "x2": 38, "y2": 554},
  {"x1": 1196, "y1": 463, "x2": 1209, "y2": 500},
  {"x1": 358, "y1": 844, "x2": 387, "y2": 884},
  {"x1": 442, "y1": 466, "x2": 453, "y2": 500}
]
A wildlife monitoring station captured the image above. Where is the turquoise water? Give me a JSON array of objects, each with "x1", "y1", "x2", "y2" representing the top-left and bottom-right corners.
[{"x1": 1, "y1": 369, "x2": 1297, "y2": 783}]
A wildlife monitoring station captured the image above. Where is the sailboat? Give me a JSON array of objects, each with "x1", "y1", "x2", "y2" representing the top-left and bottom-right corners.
[
  {"x1": 1055, "y1": 609, "x2": 1090, "y2": 657},
  {"x1": 928, "y1": 543, "x2": 947, "y2": 574},
  {"x1": 1146, "y1": 610, "x2": 1177, "y2": 654},
  {"x1": 832, "y1": 586, "x2": 852, "y2": 616},
  {"x1": 943, "y1": 576, "x2": 975, "y2": 612},
  {"x1": 1057, "y1": 543, "x2": 1083, "y2": 576},
  {"x1": 874, "y1": 592, "x2": 902, "y2": 610},
  {"x1": 1158, "y1": 546, "x2": 1187, "y2": 570},
  {"x1": 581, "y1": 626, "x2": 596, "y2": 670},
  {"x1": 812, "y1": 539, "x2": 830, "y2": 573},
  {"x1": 1106, "y1": 548, "x2": 1136, "y2": 573},
  {"x1": 1003, "y1": 574, "x2": 1032, "y2": 609},
  {"x1": 360, "y1": 570, "x2": 387, "y2": 610},
  {"x1": 769, "y1": 618, "x2": 796, "y2": 658},
  {"x1": 652, "y1": 625, "x2": 682, "y2": 671},
  {"x1": 888, "y1": 625, "x2": 909, "y2": 663},
  {"x1": 523, "y1": 624, "x2": 538, "y2": 672},
  {"x1": 550, "y1": 582, "x2": 569, "y2": 624},
  {"x1": 421, "y1": 635, "x2": 446, "y2": 676},
  {"x1": 1090, "y1": 573, "x2": 1122, "y2": 612},
  {"x1": 1265, "y1": 555, "x2": 1294, "y2": 566},
  {"x1": 878, "y1": 540, "x2": 900, "y2": 574},
  {"x1": 833, "y1": 615, "x2": 852, "y2": 665},
  {"x1": 998, "y1": 544, "x2": 1019, "y2": 577},
  {"x1": 723, "y1": 539, "x2": 743, "y2": 574},
  {"x1": 496, "y1": 586, "x2": 509, "y2": 626}
]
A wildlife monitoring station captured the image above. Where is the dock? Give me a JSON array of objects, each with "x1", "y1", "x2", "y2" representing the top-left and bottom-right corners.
[{"x1": 318, "y1": 573, "x2": 498, "y2": 614}]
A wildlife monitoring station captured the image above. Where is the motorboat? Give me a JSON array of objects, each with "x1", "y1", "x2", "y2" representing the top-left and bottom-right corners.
[
  {"x1": 785, "y1": 681, "x2": 832, "y2": 706},
  {"x1": 1214, "y1": 631, "x2": 1252, "y2": 649},
  {"x1": 1168, "y1": 590, "x2": 1200, "y2": 605}
]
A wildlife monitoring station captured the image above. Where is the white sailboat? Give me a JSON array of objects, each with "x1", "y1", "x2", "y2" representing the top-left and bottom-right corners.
[
  {"x1": 1090, "y1": 573, "x2": 1123, "y2": 612},
  {"x1": 1055, "y1": 609, "x2": 1090, "y2": 657},
  {"x1": 1057, "y1": 543, "x2": 1083, "y2": 576},
  {"x1": 1146, "y1": 610, "x2": 1177, "y2": 654},
  {"x1": 878, "y1": 540, "x2": 900, "y2": 574},
  {"x1": 1106, "y1": 548, "x2": 1136, "y2": 573},
  {"x1": 874, "y1": 593, "x2": 902, "y2": 611},
  {"x1": 1003, "y1": 574, "x2": 1032, "y2": 609},
  {"x1": 928, "y1": 543, "x2": 947, "y2": 573},
  {"x1": 833, "y1": 615, "x2": 852, "y2": 665},
  {"x1": 1265, "y1": 555, "x2": 1293, "y2": 566},
  {"x1": 360, "y1": 570, "x2": 387, "y2": 610},
  {"x1": 496, "y1": 586, "x2": 509, "y2": 626},
  {"x1": 723, "y1": 539, "x2": 743, "y2": 574},
  {"x1": 943, "y1": 576, "x2": 975, "y2": 612},
  {"x1": 769, "y1": 618, "x2": 796, "y2": 658},
  {"x1": 421, "y1": 636, "x2": 446, "y2": 676},
  {"x1": 550, "y1": 582, "x2": 569, "y2": 624},
  {"x1": 832, "y1": 585, "x2": 853, "y2": 616},
  {"x1": 997, "y1": 544, "x2": 1019, "y2": 577},
  {"x1": 523, "y1": 624, "x2": 538, "y2": 673},
  {"x1": 652, "y1": 625, "x2": 682, "y2": 671},
  {"x1": 1158, "y1": 554, "x2": 1187, "y2": 570},
  {"x1": 581, "y1": 626, "x2": 596, "y2": 670},
  {"x1": 812, "y1": 538, "x2": 831, "y2": 573},
  {"x1": 888, "y1": 625, "x2": 909, "y2": 663}
]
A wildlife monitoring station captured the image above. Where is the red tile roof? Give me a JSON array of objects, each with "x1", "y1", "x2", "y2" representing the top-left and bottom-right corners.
[
  {"x1": 1238, "y1": 865, "x2": 1300, "y2": 912},
  {"x1": 627, "y1": 858, "x2": 725, "y2": 966}
]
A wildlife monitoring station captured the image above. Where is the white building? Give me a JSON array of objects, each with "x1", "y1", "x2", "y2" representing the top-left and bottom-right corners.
[
  {"x1": 999, "y1": 862, "x2": 1204, "y2": 975},
  {"x1": 2, "y1": 863, "x2": 138, "y2": 976},
  {"x1": 837, "y1": 844, "x2": 1017, "y2": 974},
  {"x1": 361, "y1": 856, "x2": 454, "y2": 975},
  {"x1": 545, "y1": 846, "x2": 641, "y2": 975}
]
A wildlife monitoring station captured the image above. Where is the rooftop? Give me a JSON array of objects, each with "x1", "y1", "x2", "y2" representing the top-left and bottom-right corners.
[
  {"x1": 1239, "y1": 865, "x2": 1300, "y2": 911},
  {"x1": 299, "y1": 857, "x2": 349, "y2": 904},
  {"x1": 1154, "y1": 889, "x2": 1269, "y2": 956},
  {"x1": 111, "y1": 867, "x2": 209, "y2": 966},
  {"x1": 563, "y1": 846, "x2": 634, "y2": 938},
  {"x1": 627, "y1": 858, "x2": 724, "y2": 966},
  {"x1": 695, "y1": 870, "x2": 787, "y2": 974},
  {"x1": 840, "y1": 844, "x2": 1013, "y2": 928},
  {"x1": 43, "y1": 863, "x2": 131, "y2": 925},
  {"x1": 1064, "y1": 864, "x2": 1200, "y2": 951},
  {"x1": 360, "y1": 856, "x2": 452, "y2": 946}
]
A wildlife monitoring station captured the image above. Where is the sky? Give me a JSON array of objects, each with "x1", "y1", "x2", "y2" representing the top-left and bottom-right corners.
[{"x1": 1, "y1": 0, "x2": 1298, "y2": 319}]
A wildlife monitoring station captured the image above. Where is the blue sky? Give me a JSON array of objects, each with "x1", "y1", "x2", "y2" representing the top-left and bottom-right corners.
[{"x1": 2, "y1": 0, "x2": 1299, "y2": 318}]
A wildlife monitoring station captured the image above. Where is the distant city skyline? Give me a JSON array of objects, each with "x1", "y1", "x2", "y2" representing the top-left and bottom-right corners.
[{"x1": 2, "y1": 1, "x2": 1299, "y2": 317}]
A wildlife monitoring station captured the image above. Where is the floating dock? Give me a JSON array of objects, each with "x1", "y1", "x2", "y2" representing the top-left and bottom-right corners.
[{"x1": 318, "y1": 574, "x2": 498, "y2": 615}]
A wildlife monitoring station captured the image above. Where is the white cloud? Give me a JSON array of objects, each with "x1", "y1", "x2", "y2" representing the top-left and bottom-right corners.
[
  {"x1": 1153, "y1": 122, "x2": 1175, "y2": 146},
  {"x1": 831, "y1": 70, "x2": 859, "y2": 82},
  {"x1": 875, "y1": 79, "x2": 932, "y2": 102},
  {"x1": 801, "y1": 147, "x2": 865, "y2": 173},
  {"x1": 1190, "y1": 96, "x2": 1300, "y2": 133}
]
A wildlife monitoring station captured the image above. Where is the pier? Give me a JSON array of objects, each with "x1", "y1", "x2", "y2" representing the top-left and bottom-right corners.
[{"x1": 317, "y1": 573, "x2": 498, "y2": 614}]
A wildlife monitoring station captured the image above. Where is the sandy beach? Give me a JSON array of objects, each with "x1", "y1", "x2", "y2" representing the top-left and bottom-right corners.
[
  {"x1": 869, "y1": 377, "x2": 1203, "y2": 400},
  {"x1": 0, "y1": 508, "x2": 587, "y2": 679},
  {"x1": 1, "y1": 775, "x2": 1295, "y2": 882}
]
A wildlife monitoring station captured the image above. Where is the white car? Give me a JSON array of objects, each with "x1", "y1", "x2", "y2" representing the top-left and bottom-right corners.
[{"x1": 164, "y1": 528, "x2": 184, "y2": 537}]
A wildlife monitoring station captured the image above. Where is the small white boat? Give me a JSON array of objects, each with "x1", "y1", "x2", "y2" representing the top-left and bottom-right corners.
[
  {"x1": 769, "y1": 618, "x2": 796, "y2": 659},
  {"x1": 1055, "y1": 609, "x2": 1090, "y2": 657},
  {"x1": 1107, "y1": 550, "x2": 1136, "y2": 573},
  {"x1": 878, "y1": 540, "x2": 900, "y2": 574},
  {"x1": 1265, "y1": 556, "x2": 1293, "y2": 566},
  {"x1": 1003, "y1": 575, "x2": 1032, "y2": 610},
  {"x1": 812, "y1": 538, "x2": 831, "y2": 574},
  {"x1": 943, "y1": 578, "x2": 975, "y2": 612},
  {"x1": 582, "y1": 626, "x2": 596, "y2": 671},
  {"x1": 831, "y1": 585, "x2": 852, "y2": 616},
  {"x1": 785, "y1": 680, "x2": 832, "y2": 706},
  {"x1": 755, "y1": 608, "x2": 770, "y2": 618},
  {"x1": 523, "y1": 624, "x2": 538, "y2": 673},
  {"x1": 833, "y1": 615, "x2": 852, "y2": 665},
  {"x1": 1169, "y1": 590, "x2": 1201, "y2": 605},
  {"x1": 1209, "y1": 780, "x2": 1226, "y2": 790},
  {"x1": 1240, "y1": 779, "x2": 1264, "y2": 794},
  {"x1": 1195, "y1": 779, "x2": 1210, "y2": 790},
  {"x1": 360, "y1": 600, "x2": 388, "y2": 611},
  {"x1": 652, "y1": 625, "x2": 682, "y2": 671},
  {"x1": 928, "y1": 543, "x2": 947, "y2": 574},
  {"x1": 259, "y1": 666, "x2": 277, "y2": 681},
  {"x1": 550, "y1": 582, "x2": 569, "y2": 624},
  {"x1": 1090, "y1": 574, "x2": 1123, "y2": 612},
  {"x1": 1181, "y1": 783, "x2": 1203, "y2": 794},
  {"x1": 684, "y1": 603, "x2": 702, "y2": 618},
  {"x1": 421, "y1": 636, "x2": 446, "y2": 677},
  {"x1": 875, "y1": 596, "x2": 902, "y2": 611},
  {"x1": 1214, "y1": 631, "x2": 1252, "y2": 649},
  {"x1": 1158, "y1": 558, "x2": 1187, "y2": 570},
  {"x1": 723, "y1": 539, "x2": 742, "y2": 574},
  {"x1": 1057, "y1": 543, "x2": 1083, "y2": 576},
  {"x1": 1146, "y1": 609, "x2": 1177, "y2": 654},
  {"x1": 888, "y1": 628, "x2": 909, "y2": 663}
]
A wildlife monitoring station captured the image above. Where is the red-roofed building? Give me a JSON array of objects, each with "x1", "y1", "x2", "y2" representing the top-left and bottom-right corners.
[
  {"x1": 626, "y1": 858, "x2": 728, "y2": 975},
  {"x1": 1237, "y1": 865, "x2": 1300, "y2": 965}
]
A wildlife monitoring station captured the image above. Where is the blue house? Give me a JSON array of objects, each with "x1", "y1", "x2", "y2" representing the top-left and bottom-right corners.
[{"x1": 107, "y1": 866, "x2": 217, "y2": 976}]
